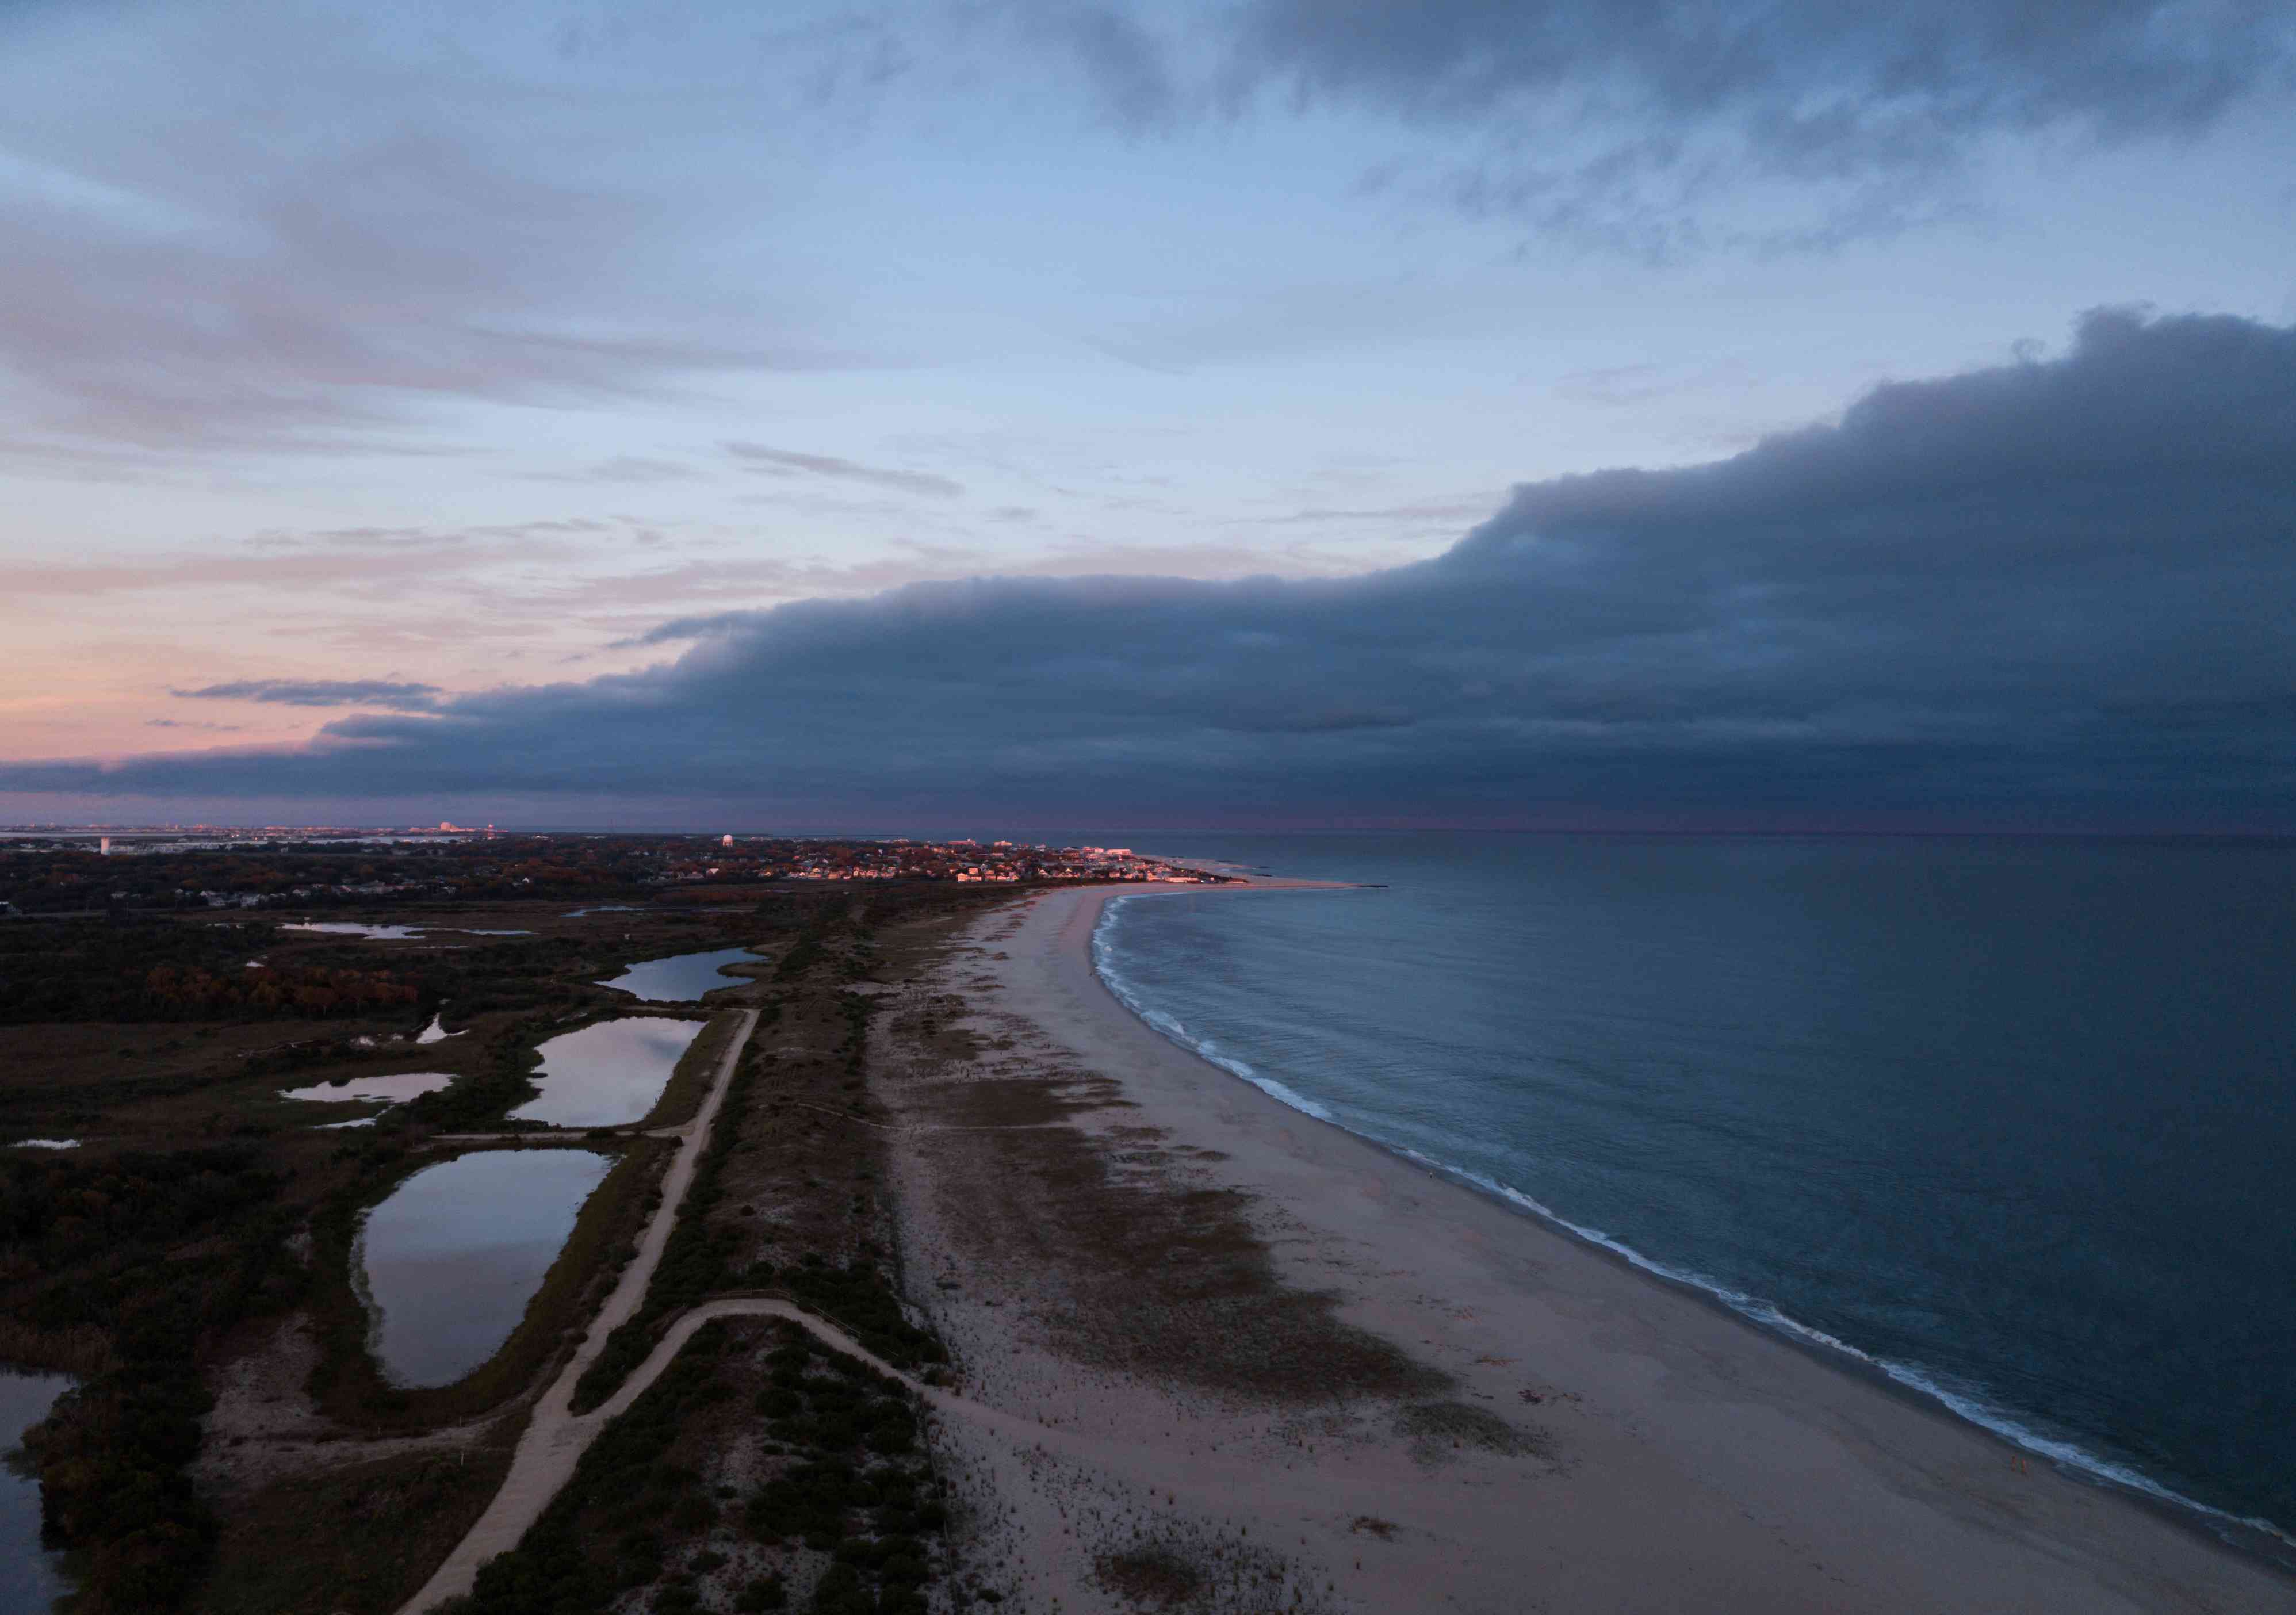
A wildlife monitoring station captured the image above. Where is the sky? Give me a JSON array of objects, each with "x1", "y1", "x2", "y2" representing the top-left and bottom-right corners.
[{"x1": 2, "y1": 0, "x2": 2292, "y2": 831}]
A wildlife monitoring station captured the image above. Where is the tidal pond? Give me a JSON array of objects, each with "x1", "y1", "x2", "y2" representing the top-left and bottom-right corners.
[
  {"x1": 416, "y1": 1013, "x2": 459, "y2": 1044},
  {"x1": 279, "y1": 1071, "x2": 455, "y2": 1105},
  {"x1": 284, "y1": 921, "x2": 427, "y2": 939},
  {"x1": 596, "y1": 945, "x2": 759, "y2": 1002},
  {"x1": 507, "y1": 1017, "x2": 705, "y2": 1127},
  {"x1": 1, "y1": 1365, "x2": 75, "y2": 1613},
  {"x1": 357, "y1": 1149, "x2": 612, "y2": 1388},
  {"x1": 282, "y1": 922, "x2": 533, "y2": 940}
]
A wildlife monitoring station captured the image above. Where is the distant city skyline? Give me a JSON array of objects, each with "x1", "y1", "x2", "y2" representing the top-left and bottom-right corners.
[{"x1": 3, "y1": 2, "x2": 2293, "y2": 829}]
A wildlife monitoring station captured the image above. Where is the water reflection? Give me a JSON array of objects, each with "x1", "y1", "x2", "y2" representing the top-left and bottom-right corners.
[
  {"x1": 507, "y1": 1018, "x2": 705, "y2": 1128},
  {"x1": 280, "y1": 1073, "x2": 454, "y2": 1105},
  {"x1": 282, "y1": 923, "x2": 533, "y2": 939},
  {"x1": 596, "y1": 946, "x2": 759, "y2": 1002},
  {"x1": 284, "y1": 921, "x2": 427, "y2": 939},
  {"x1": 357, "y1": 1150, "x2": 611, "y2": 1388},
  {"x1": 1, "y1": 1365, "x2": 75, "y2": 1614}
]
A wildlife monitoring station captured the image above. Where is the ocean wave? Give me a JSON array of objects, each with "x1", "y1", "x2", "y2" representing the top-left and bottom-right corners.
[
  {"x1": 1095, "y1": 901, "x2": 1336, "y2": 1122},
  {"x1": 1410, "y1": 1150, "x2": 2293, "y2": 1549},
  {"x1": 1087, "y1": 893, "x2": 2294, "y2": 1555}
]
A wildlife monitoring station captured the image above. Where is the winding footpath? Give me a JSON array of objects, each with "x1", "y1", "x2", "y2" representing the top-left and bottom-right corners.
[
  {"x1": 396, "y1": 996, "x2": 1148, "y2": 1615},
  {"x1": 396, "y1": 1009, "x2": 760, "y2": 1614}
]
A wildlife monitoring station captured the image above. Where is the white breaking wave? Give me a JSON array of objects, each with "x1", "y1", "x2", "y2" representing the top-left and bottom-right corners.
[
  {"x1": 1093, "y1": 898, "x2": 1335, "y2": 1122},
  {"x1": 1413, "y1": 1151, "x2": 2293, "y2": 1549},
  {"x1": 1088, "y1": 892, "x2": 2296, "y2": 1556}
]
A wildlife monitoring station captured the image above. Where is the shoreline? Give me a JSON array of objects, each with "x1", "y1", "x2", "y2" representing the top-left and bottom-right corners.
[
  {"x1": 1092, "y1": 877, "x2": 2296, "y2": 1570},
  {"x1": 983, "y1": 877, "x2": 2295, "y2": 1611}
]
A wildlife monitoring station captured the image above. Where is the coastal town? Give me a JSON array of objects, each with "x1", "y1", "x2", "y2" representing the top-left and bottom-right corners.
[{"x1": 0, "y1": 833, "x2": 1224, "y2": 917}]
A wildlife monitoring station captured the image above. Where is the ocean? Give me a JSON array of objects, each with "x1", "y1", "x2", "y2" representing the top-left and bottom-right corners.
[{"x1": 1086, "y1": 832, "x2": 2296, "y2": 1546}]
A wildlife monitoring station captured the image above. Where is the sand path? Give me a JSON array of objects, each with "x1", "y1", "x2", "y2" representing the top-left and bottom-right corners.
[{"x1": 396, "y1": 1006, "x2": 758, "y2": 1614}]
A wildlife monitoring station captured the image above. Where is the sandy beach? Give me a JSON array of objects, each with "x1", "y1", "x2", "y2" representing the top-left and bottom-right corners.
[{"x1": 879, "y1": 881, "x2": 2296, "y2": 1613}]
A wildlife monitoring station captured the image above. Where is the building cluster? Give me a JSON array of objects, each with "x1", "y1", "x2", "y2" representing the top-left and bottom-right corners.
[
  {"x1": 661, "y1": 839, "x2": 1219, "y2": 886},
  {"x1": 2, "y1": 831, "x2": 1227, "y2": 916}
]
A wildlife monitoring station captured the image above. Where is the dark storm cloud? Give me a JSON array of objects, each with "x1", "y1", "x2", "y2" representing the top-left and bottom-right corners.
[
  {"x1": 1108, "y1": 0, "x2": 2296, "y2": 252},
  {"x1": 1222, "y1": 0, "x2": 2293, "y2": 139},
  {"x1": 172, "y1": 680, "x2": 444, "y2": 712},
  {"x1": 13, "y1": 309, "x2": 2295, "y2": 827}
]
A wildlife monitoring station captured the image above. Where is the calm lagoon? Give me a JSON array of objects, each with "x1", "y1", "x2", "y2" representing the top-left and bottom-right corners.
[
  {"x1": 357, "y1": 1150, "x2": 612, "y2": 1387},
  {"x1": 1, "y1": 1365, "x2": 74, "y2": 1614},
  {"x1": 507, "y1": 1017, "x2": 705, "y2": 1127},
  {"x1": 596, "y1": 946, "x2": 757, "y2": 1002}
]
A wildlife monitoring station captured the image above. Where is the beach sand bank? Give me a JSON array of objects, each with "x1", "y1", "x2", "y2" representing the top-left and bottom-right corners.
[{"x1": 879, "y1": 882, "x2": 2294, "y2": 1614}]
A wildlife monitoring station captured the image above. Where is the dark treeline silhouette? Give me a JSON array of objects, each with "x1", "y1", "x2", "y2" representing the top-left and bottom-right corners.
[
  {"x1": 9, "y1": 1144, "x2": 301, "y2": 1608},
  {"x1": 0, "y1": 919, "x2": 420, "y2": 1023}
]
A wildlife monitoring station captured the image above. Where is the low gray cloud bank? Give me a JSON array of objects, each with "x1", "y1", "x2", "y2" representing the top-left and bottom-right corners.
[
  {"x1": 13, "y1": 308, "x2": 2294, "y2": 828},
  {"x1": 173, "y1": 680, "x2": 445, "y2": 712}
]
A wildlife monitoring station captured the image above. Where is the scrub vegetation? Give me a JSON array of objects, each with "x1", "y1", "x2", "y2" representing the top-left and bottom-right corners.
[
  {"x1": 450, "y1": 1318, "x2": 952, "y2": 1615},
  {"x1": 0, "y1": 843, "x2": 1023, "y2": 1612}
]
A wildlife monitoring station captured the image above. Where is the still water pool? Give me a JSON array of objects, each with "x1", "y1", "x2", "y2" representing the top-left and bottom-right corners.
[
  {"x1": 279, "y1": 1072, "x2": 455, "y2": 1105},
  {"x1": 357, "y1": 1150, "x2": 612, "y2": 1387},
  {"x1": 596, "y1": 946, "x2": 758, "y2": 1002},
  {"x1": 507, "y1": 1017, "x2": 705, "y2": 1128},
  {"x1": 1, "y1": 1365, "x2": 75, "y2": 1614}
]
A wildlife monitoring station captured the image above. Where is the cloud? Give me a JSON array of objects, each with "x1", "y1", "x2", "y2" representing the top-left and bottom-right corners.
[
  {"x1": 0, "y1": 529, "x2": 575, "y2": 598},
  {"x1": 12, "y1": 308, "x2": 2296, "y2": 828},
  {"x1": 1085, "y1": 1, "x2": 2296, "y2": 254},
  {"x1": 172, "y1": 679, "x2": 444, "y2": 712},
  {"x1": 146, "y1": 718, "x2": 245, "y2": 732},
  {"x1": 1041, "y1": 3, "x2": 1181, "y2": 130},
  {"x1": 525, "y1": 456, "x2": 705, "y2": 485},
  {"x1": 0, "y1": 6, "x2": 858, "y2": 465},
  {"x1": 722, "y1": 441, "x2": 966, "y2": 497},
  {"x1": 1249, "y1": 498, "x2": 1503, "y2": 526}
]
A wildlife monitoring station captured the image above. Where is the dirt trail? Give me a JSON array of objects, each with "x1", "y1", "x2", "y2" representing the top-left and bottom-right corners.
[{"x1": 396, "y1": 1006, "x2": 758, "y2": 1614}]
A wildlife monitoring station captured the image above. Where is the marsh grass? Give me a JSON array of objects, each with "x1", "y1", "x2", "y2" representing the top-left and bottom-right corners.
[
  {"x1": 1395, "y1": 1399, "x2": 1543, "y2": 1460},
  {"x1": 0, "y1": 1318, "x2": 112, "y2": 1376},
  {"x1": 1089, "y1": 1527, "x2": 1337, "y2": 1614},
  {"x1": 921, "y1": 1072, "x2": 1442, "y2": 1404},
  {"x1": 190, "y1": 1430, "x2": 518, "y2": 1615},
  {"x1": 1095, "y1": 1542, "x2": 1206, "y2": 1607},
  {"x1": 462, "y1": 1317, "x2": 950, "y2": 1615}
]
